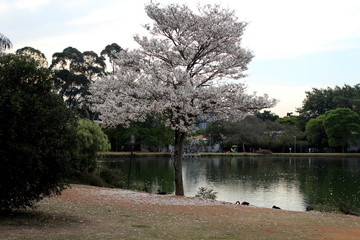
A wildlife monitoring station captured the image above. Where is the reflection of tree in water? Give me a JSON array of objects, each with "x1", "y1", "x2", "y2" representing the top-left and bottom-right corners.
[
  {"x1": 298, "y1": 157, "x2": 360, "y2": 215},
  {"x1": 101, "y1": 156, "x2": 175, "y2": 194},
  {"x1": 101, "y1": 156, "x2": 360, "y2": 214}
]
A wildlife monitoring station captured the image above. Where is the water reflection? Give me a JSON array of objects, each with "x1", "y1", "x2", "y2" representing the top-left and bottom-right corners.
[{"x1": 100, "y1": 156, "x2": 360, "y2": 214}]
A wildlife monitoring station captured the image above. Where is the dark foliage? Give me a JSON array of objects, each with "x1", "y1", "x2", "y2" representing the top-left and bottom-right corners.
[
  {"x1": 0, "y1": 55, "x2": 78, "y2": 212},
  {"x1": 255, "y1": 110, "x2": 279, "y2": 122},
  {"x1": 49, "y1": 47, "x2": 106, "y2": 119},
  {"x1": 297, "y1": 84, "x2": 360, "y2": 122}
]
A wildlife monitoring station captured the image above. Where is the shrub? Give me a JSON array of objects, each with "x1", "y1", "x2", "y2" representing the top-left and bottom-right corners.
[
  {"x1": 334, "y1": 199, "x2": 357, "y2": 215},
  {"x1": 100, "y1": 168, "x2": 126, "y2": 188},
  {"x1": 79, "y1": 172, "x2": 105, "y2": 187},
  {"x1": 306, "y1": 200, "x2": 358, "y2": 216},
  {"x1": 195, "y1": 187, "x2": 218, "y2": 200}
]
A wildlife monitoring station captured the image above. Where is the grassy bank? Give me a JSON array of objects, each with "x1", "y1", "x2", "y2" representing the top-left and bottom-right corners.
[{"x1": 1, "y1": 185, "x2": 360, "y2": 240}]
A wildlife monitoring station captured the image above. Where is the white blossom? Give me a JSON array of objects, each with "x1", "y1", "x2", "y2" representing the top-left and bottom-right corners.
[{"x1": 89, "y1": 2, "x2": 277, "y2": 133}]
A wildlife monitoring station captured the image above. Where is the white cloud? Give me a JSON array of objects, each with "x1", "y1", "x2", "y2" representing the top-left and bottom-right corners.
[
  {"x1": 0, "y1": 1, "x2": 10, "y2": 14},
  {"x1": 8, "y1": 0, "x2": 360, "y2": 61},
  {"x1": 69, "y1": 7, "x2": 122, "y2": 25},
  {"x1": 10, "y1": 0, "x2": 48, "y2": 12},
  {"x1": 246, "y1": 83, "x2": 314, "y2": 117},
  {"x1": 233, "y1": 0, "x2": 360, "y2": 60}
]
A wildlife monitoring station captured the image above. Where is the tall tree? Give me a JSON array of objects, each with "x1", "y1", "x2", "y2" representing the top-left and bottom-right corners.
[
  {"x1": 90, "y1": 2, "x2": 276, "y2": 195},
  {"x1": 101, "y1": 43, "x2": 122, "y2": 73},
  {"x1": 50, "y1": 47, "x2": 106, "y2": 118},
  {"x1": 16, "y1": 46, "x2": 48, "y2": 68},
  {"x1": 0, "y1": 33, "x2": 12, "y2": 56},
  {"x1": 323, "y1": 108, "x2": 360, "y2": 152},
  {"x1": 82, "y1": 51, "x2": 106, "y2": 81}
]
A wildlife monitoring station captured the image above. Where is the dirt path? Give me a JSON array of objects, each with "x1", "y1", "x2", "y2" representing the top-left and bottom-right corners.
[{"x1": 1, "y1": 185, "x2": 360, "y2": 239}]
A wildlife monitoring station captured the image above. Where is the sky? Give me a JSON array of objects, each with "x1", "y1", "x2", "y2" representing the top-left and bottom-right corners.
[{"x1": 1, "y1": 0, "x2": 360, "y2": 117}]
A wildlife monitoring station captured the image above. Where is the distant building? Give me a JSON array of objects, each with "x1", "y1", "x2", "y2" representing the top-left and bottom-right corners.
[
  {"x1": 199, "y1": 122, "x2": 207, "y2": 129},
  {"x1": 197, "y1": 114, "x2": 210, "y2": 129}
]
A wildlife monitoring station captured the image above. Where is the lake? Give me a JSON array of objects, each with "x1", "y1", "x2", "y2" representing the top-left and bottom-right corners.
[{"x1": 100, "y1": 155, "x2": 360, "y2": 214}]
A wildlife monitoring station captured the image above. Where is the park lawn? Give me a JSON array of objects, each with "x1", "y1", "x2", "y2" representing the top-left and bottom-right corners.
[{"x1": 1, "y1": 185, "x2": 360, "y2": 240}]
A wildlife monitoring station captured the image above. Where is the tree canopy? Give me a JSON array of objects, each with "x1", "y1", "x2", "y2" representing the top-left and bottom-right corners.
[
  {"x1": 101, "y1": 43, "x2": 122, "y2": 74},
  {"x1": 90, "y1": 2, "x2": 276, "y2": 195},
  {"x1": 255, "y1": 110, "x2": 279, "y2": 122},
  {"x1": 72, "y1": 119, "x2": 110, "y2": 175},
  {"x1": 305, "y1": 114, "x2": 328, "y2": 147},
  {"x1": 50, "y1": 47, "x2": 106, "y2": 118},
  {"x1": 16, "y1": 46, "x2": 48, "y2": 68},
  {"x1": 323, "y1": 108, "x2": 360, "y2": 152},
  {"x1": 0, "y1": 33, "x2": 12, "y2": 55},
  {"x1": 298, "y1": 84, "x2": 360, "y2": 120}
]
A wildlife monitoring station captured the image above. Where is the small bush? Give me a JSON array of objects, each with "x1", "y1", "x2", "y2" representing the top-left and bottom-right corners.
[
  {"x1": 334, "y1": 199, "x2": 356, "y2": 215},
  {"x1": 306, "y1": 200, "x2": 358, "y2": 216},
  {"x1": 100, "y1": 168, "x2": 126, "y2": 188},
  {"x1": 195, "y1": 187, "x2": 218, "y2": 200},
  {"x1": 79, "y1": 172, "x2": 105, "y2": 187},
  {"x1": 255, "y1": 149, "x2": 272, "y2": 154}
]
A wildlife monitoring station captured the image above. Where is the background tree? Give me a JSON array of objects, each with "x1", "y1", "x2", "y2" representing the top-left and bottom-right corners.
[
  {"x1": 259, "y1": 121, "x2": 283, "y2": 151},
  {"x1": 298, "y1": 84, "x2": 360, "y2": 125},
  {"x1": 275, "y1": 124, "x2": 305, "y2": 153},
  {"x1": 276, "y1": 115, "x2": 298, "y2": 125},
  {"x1": 82, "y1": 51, "x2": 106, "y2": 81},
  {"x1": 90, "y1": 2, "x2": 276, "y2": 195},
  {"x1": 0, "y1": 33, "x2": 12, "y2": 56},
  {"x1": 223, "y1": 116, "x2": 264, "y2": 152},
  {"x1": 101, "y1": 43, "x2": 122, "y2": 74},
  {"x1": 50, "y1": 47, "x2": 89, "y2": 111},
  {"x1": 50, "y1": 47, "x2": 106, "y2": 118},
  {"x1": 0, "y1": 55, "x2": 77, "y2": 211},
  {"x1": 205, "y1": 121, "x2": 229, "y2": 150},
  {"x1": 305, "y1": 114, "x2": 328, "y2": 149},
  {"x1": 16, "y1": 46, "x2": 48, "y2": 68},
  {"x1": 131, "y1": 115, "x2": 174, "y2": 152},
  {"x1": 105, "y1": 115, "x2": 174, "y2": 152},
  {"x1": 323, "y1": 108, "x2": 360, "y2": 152},
  {"x1": 72, "y1": 119, "x2": 110, "y2": 176},
  {"x1": 205, "y1": 122, "x2": 228, "y2": 151},
  {"x1": 255, "y1": 110, "x2": 279, "y2": 122}
]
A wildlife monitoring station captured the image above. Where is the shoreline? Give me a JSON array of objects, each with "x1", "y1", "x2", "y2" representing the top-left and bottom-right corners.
[{"x1": 103, "y1": 151, "x2": 360, "y2": 158}]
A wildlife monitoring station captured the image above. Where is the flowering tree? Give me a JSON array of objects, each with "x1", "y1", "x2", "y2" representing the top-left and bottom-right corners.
[{"x1": 90, "y1": 2, "x2": 277, "y2": 196}]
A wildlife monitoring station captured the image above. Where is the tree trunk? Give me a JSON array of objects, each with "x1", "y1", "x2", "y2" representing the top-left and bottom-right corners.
[{"x1": 173, "y1": 130, "x2": 186, "y2": 196}]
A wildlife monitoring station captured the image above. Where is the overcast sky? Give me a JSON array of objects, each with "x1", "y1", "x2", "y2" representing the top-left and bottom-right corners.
[{"x1": 2, "y1": 0, "x2": 360, "y2": 117}]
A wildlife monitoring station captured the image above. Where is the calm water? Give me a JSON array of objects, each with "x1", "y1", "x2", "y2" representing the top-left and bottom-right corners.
[{"x1": 100, "y1": 155, "x2": 360, "y2": 214}]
